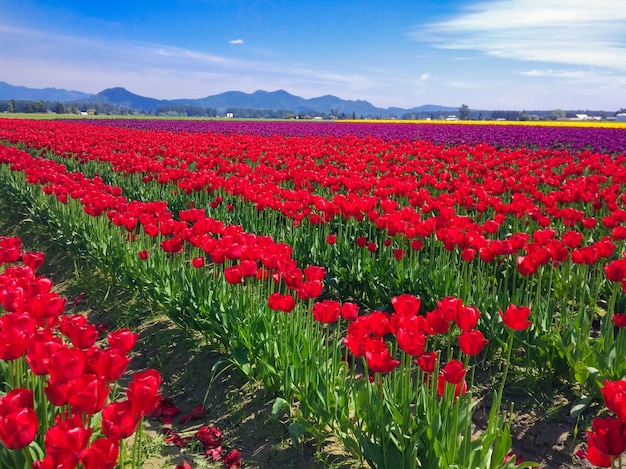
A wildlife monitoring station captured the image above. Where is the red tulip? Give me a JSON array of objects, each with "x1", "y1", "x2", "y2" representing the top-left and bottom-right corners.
[
  {"x1": 311, "y1": 300, "x2": 341, "y2": 324},
  {"x1": 340, "y1": 302, "x2": 359, "y2": 321},
  {"x1": 44, "y1": 413, "x2": 92, "y2": 467},
  {"x1": 224, "y1": 266, "x2": 243, "y2": 284},
  {"x1": 606, "y1": 258, "x2": 626, "y2": 282},
  {"x1": 441, "y1": 360, "x2": 466, "y2": 384},
  {"x1": 160, "y1": 237, "x2": 183, "y2": 253},
  {"x1": 0, "y1": 311, "x2": 36, "y2": 360},
  {"x1": 437, "y1": 375, "x2": 467, "y2": 398},
  {"x1": 45, "y1": 345, "x2": 86, "y2": 383},
  {"x1": 107, "y1": 328, "x2": 138, "y2": 354},
  {"x1": 586, "y1": 417, "x2": 626, "y2": 467},
  {"x1": 22, "y1": 251, "x2": 45, "y2": 271},
  {"x1": 562, "y1": 230, "x2": 583, "y2": 248},
  {"x1": 267, "y1": 292, "x2": 296, "y2": 313},
  {"x1": 391, "y1": 294, "x2": 421, "y2": 316},
  {"x1": 0, "y1": 388, "x2": 38, "y2": 450},
  {"x1": 396, "y1": 322, "x2": 426, "y2": 356},
  {"x1": 458, "y1": 329, "x2": 488, "y2": 356},
  {"x1": 127, "y1": 369, "x2": 163, "y2": 416},
  {"x1": 414, "y1": 351, "x2": 437, "y2": 374},
  {"x1": 102, "y1": 399, "x2": 141, "y2": 440},
  {"x1": 60, "y1": 314, "x2": 99, "y2": 349},
  {"x1": 499, "y1": 304, "x2": 532, "y2": 331},
  {"x1": 67, "y1": 374, "x2": 110, "y2": 415},
  {"x1": 79, "y1": 438, "x2": 120, "y2": 469},
  {"x1": 223, "y1": 448, "x2": 243, "y2": 468},
  {"x1": 86, "y1": 347, "x2": 130, "y2": 382},
  {"x1": 364, "y1": 337, "x2": 400, "y2": 373},
  {"x1": 455, "y1": 305, "x2": 481, "y2": 330}
]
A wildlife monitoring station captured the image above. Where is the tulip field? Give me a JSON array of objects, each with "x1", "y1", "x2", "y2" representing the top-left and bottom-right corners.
[{"x1": 2, "y1": 117, "x2": 626, "y2": 468}]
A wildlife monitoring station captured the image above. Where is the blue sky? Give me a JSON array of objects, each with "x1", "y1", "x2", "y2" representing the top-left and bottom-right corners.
[{"x1": 1, "y1": 0, "x2": 625, "y2": 110}]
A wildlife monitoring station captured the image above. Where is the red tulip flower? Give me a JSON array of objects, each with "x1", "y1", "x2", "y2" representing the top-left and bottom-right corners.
[
  {"x1": 414, "y1": 351, "x2": 437, "y2": 374},
  {"x1": 45, "y1": 345, "x2": 86, "y2": 383},
  {"x1": 437, "y1": 375, "x2": 467, "y2": 399},
  {"x1": 102, "y1": 399, "x2": 141, "y2": 440},
  {"x1": 613, "y1": 314, "x2": 626, "y2": 328},
  {"x1": 44, "y1": 414, "x2": 92, "y2": 467},
  {"x1": 458, "y1": 329, "x2": 488, "y2": 356},
  {"x1": 455, "y1": 305, "x2": 481, "y2": 330},
  {"x1": 606, "y1": 258, "x2": 626, "y2": 282},
  {"x1": 79, "y1": 437, "x2": 120, "y2": 469},
  {"x1": 67, "y1": 374, "x2": 110, "y2": 415},
  {"x1": 601, "y1": 379, "x2": 626, "y2": 423},
  {"x1": 267, "y1": 293, "x2": 296, "y2": 313},
  {"x1": 396, "y1": 323, "x2": 426, "y2": 357},
  {"x1": 391, "y1": 294, "x2": 421, "y2": 316},
  {"x1": 364, "y1": 337, "x2": 400, "y2": 373},
  {"x1": 586, "y1": 417, "x2": 626, "y2": 467},
  {"x1": 22, "y1": 251, "x2": 45, "y2": 271},
  {"x1": 107, "y1": 328, "x2": 139, "y2": 354},
  {"x1": 0, "y1": 311, "x2": 37, "y2": 360},
  {"x1": 224, "y1": 266, "x2": 243, "y2": 284},
  {"x1": 441, "y1": 360, "x2": 466, "y2": 384},
  {"x1": 311, "y1": 300, "x2": 341, "y2": 324},
  {"x1": 340, "y1": 302, "x2": 359, "y2": 321},
  {"x1": 127, "y1": 369, "x2": 163, "y2": 416},
  {"x1": 0, "y1": 388, "x2": 38, "y2": 450},
  {"x1": 86, "y1": 347, "x2": 130, "y2": 382},
  {"x1": 60, "y1": 314, "x2": 99, "y2": 349},
  {"x1": 499, "y1": 304, "x2": 532, "y2": 331}
]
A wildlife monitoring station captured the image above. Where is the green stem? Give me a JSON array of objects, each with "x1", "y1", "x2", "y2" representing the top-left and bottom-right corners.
[{"x1": 495, "y1": 331, "x2": 515, "y2": 413}]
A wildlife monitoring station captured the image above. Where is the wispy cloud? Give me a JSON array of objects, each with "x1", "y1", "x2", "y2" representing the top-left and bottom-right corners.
[
  {"x1": 420, "y1": 73, "x2": 431, "y2": 81},
  {"x1": 416, "y1": 0, "x2": 626, "y2": 71},
  {"x1": 229, "y1": 38, "x2": 244, "y2": 45},
  {"x1": 521, "y1": 69, "x2": 592, "y2": 78}
]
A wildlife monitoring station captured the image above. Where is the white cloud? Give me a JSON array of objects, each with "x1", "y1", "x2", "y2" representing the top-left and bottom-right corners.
[
  {"x1": 229, "y1": 38, "x2": 244, "y2": 45},
  {"x1": 521, "y1": 69, "x2": 591, "y2": 78},
  {"x1": 417, "y1": 0, "x2": 626, "y2": 72},
  {"x1": 420, "y1": 73, "x2": 431, "y2": 80}
]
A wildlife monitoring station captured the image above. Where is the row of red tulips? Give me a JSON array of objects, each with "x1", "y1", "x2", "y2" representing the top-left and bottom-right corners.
[
  {"x1": 0, "y1": 233, "x2": 162, "y2": 468},
  {"x1": 4, "y1": 119, "x2": 626, "y2": 394},
  {"x1": 0, "y1": 130, "x2": 534, "y2": 467},
  {"x1": 2, "y1": 119, "x2": 626, "y2": 466}
]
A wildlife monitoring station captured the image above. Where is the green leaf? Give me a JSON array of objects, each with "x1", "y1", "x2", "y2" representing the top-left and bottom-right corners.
[
  {"x1": 288, "y1": 422, "x2": 307, "y2": 447},
  {"x1": 271, "y1": 397, "x2": 290, "y2": 419},
  {"x1": 570, "y1": 394, "x2": 594, "y2": 418}
]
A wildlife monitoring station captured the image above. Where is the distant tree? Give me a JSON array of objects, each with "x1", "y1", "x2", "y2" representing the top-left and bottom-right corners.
[
  {"x1": 549, "y1": 109, "x2": 565, "y2": 120},
  {"x1": 7, "y1": 100, "x2": 15, "y2": 113},
  {"x1": 33, "y1": 101, "x2": 46, "y2": 113},
  {"x1": 55, "y1": 102, "x2": 66, "y2": 114},
  {"x1": 459, "y1": 104, "x2": 470, "y2": 120}
]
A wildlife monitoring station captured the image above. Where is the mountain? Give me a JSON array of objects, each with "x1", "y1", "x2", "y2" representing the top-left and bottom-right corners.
[
  {"x1": 0, "y1": 81, "x2": 92, "y2": 101},
  {"x1": 0, "y1": 81, "x2": 458, "y2": 116},
  {"x1": 92, "y1": 87, "x2": 162, "y2": 111}
]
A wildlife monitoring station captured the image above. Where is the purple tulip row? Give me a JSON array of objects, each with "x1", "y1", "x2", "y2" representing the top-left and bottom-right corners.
[{"x1": 75, "y1": 119, "x2": 626, "y2": 155}]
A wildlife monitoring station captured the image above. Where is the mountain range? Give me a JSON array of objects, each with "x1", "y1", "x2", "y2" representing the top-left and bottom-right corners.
[{"x1": 0, "y1": 81, "x2": 456, "y2": 116}]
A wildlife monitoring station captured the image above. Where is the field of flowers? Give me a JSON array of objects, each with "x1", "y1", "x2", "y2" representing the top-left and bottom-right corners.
[{"x1": 1, "y1": 117, "x2": 626, "y2": 468}]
